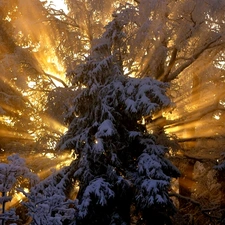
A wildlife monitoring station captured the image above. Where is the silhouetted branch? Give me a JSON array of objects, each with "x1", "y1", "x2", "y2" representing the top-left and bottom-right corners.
[
  {"x1": 168, "y1": 35, "x2": 223, "y2": 81},
  {"x1": 159, "y1": 48, "x2": 177, "y2": 82},
  {"x1": 43, "y1": 72, "x2": 68, "y2": 88}
]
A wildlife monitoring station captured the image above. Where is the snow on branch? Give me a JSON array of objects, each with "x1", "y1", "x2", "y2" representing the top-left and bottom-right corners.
[
  {"x1": 95, "y1": 119, "x2": 116, "y2": 138},
  {"x1": 136, "y1": 178, "x2": 169, "y2": 207},
  {"x1": 138, "y1": 152, "x2": 170, "y2": 181},
  {"x1": 78, "y1": 178, "x2": 115, "y2": 218}
]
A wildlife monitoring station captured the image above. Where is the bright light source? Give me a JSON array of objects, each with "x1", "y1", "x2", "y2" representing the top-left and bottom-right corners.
[
  {"x1": 41, "y1": 0, "x2": 68, "y2": 14},
  {"x1": 1, "y1": 116, "x2": 14, "y2": 125},
  {"x1": 27, "y1": 81, "x2": 36, "y2": 88},
  {"x1": 213, "y1": 114, "x2": 221, "y2": 120},
  {"x1": 44, "y1": 152, "x2": 55, "y2": 159}
]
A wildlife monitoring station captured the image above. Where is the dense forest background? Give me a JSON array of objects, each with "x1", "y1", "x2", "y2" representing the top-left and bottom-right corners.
[{"x1": 1, "y1": 0, "x2": 225, "y2": 224}]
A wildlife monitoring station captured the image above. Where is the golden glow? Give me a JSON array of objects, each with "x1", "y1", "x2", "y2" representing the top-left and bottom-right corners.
[
  {"x1": 0, "y1": 0, "x2": 69, "y2": 149},
  {"x1": 42, "y1": 152, "x2": 55, "y2": 159},
  {"x1": 34, "y1": 151, "x2": 74, "y2": 177},
  {"x1": 0, "y1": 115, "x2": 14, "y2": 125},
  {"x1": 27, "y1": 80, "x2": 36, "y2": 88},
  {"x1": 13, "y1": 1, "x2": 68, "y2": 88},
  {"x1": 42, "y1": 115, "x2": 68, "y2": 134}
]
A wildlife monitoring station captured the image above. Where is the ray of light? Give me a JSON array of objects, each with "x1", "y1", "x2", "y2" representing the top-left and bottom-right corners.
[{"x1": 14, "y1": 1, "x2": 68, "y2": 87}]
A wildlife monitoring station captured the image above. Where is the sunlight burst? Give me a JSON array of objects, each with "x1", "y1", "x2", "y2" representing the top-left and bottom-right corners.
[{"x1": 42, "y1": 0, "x2": 68, "y2": 13}]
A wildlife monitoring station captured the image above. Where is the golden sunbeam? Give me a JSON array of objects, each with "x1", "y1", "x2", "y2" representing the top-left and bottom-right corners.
[
  {"x1": 0, "y1": 129, "x2": 33, "y2": 140},
  {"x1": 42, "y1": 115, "x2": 68, "y2": 134},
  {"x1": 0, "y1": 0, "x2": 70, "y2": 155},
  {"x1": 13, "y1": 1, "x2": 68, "y2": 88}
]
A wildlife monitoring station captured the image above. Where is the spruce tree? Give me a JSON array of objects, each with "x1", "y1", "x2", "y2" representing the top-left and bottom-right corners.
[{"x1": 57, "y1": 4, "x2": 180, "y2": 225}]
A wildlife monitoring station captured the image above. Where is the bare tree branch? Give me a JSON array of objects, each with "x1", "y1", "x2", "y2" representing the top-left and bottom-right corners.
[{"x1": 168, "y1": 35, "x2": 223, "y2": 81}]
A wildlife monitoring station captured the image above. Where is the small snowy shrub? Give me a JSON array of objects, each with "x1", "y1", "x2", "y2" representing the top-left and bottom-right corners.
[
  {"x1": 0, "y1": 154, "x2": 39, "y2": 225},
  {"x1": 23, "y1": 167, "x2": 78, "y2": 225}
]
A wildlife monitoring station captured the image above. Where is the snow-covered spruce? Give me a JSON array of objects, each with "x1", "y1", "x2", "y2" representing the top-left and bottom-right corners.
[{"x1": 57, "y1": 5, "x2": 180, "y2": 225}]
